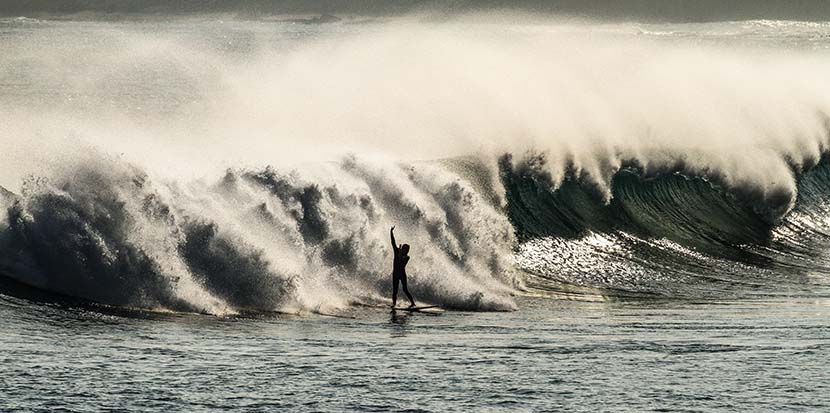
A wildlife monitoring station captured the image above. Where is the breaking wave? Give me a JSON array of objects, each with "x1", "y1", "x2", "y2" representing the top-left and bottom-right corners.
[
  {"x1": 5, "y1": 147, "x2": 830, "y2": 312},
  {"x1": 3, "y1": 17, "x2": 830, "y2": 312},
  {"x1": 508, "y1": 152, "x2": 830, "y2": 297},
  {"x1": 0, "y1": 155, "x2": 520, "y2": 314}
]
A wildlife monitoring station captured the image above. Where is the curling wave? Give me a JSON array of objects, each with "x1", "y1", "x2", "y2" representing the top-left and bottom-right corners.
[{"x1": 509, "y1": 152, "x2": 830, "y2": 297}]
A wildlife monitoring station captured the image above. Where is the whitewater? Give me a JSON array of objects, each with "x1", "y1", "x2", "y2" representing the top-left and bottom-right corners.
[{"x1": 2, "y1": 15, "x2": 830, "y2": 411}]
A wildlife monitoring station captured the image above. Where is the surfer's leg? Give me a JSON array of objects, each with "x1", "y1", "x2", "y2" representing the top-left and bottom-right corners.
[
  {"x1": 400, "y1": 275, "x2": 416, "y2": 307},
  {"x1": 392, "y1": 274, "x2": 399, "y2": 307}
]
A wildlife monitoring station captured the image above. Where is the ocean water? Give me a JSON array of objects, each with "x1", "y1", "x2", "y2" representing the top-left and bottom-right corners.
[
  {"x1": 3, "y1": 291, "x2": 829, "y2": 411},
  {"x1": 2, "y1": 16, "x2": 830, "y2": 411}
]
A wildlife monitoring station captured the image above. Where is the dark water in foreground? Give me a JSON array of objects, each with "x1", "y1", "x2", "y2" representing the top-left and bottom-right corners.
[{"x1": 3, "y1": 291, "x2": 829, "y2": 412}]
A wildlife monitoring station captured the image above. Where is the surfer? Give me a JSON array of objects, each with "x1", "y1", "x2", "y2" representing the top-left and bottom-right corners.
[{"x1": 390, "y1": 226, "x2": 416, "y2": 308}]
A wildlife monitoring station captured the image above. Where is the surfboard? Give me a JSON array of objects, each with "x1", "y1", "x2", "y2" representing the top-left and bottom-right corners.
[{"x1": 390, "y1": 305, "x2": 443, "y2": 313}]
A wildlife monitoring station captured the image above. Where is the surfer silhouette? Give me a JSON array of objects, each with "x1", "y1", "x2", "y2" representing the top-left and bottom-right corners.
[{"x1": 390, "y1": 226, "x2": 416, "y2": 308}]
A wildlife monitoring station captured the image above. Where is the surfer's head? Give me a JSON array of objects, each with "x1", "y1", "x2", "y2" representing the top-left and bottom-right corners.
[{"x1": 401, "y1": 244, "x2": 410, "y2": 255}]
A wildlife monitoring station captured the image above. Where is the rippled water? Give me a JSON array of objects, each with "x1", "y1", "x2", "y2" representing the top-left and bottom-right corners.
[{"x1": 2, "y1": 289, "x2": 829, "y2": 411}]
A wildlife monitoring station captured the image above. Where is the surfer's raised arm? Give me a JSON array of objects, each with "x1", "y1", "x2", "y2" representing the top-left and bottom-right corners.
[{"x1": 390, "y1": 226, "x2": 399, "y2": 253}]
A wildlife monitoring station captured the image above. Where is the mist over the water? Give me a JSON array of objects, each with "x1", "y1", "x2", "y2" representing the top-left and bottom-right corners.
[
  {"x1": 2, "y1": 14, "x2": 830, "y2": 313},
  {"x1": 3, "y1": 18, "x2": 830, "y2": 205}
]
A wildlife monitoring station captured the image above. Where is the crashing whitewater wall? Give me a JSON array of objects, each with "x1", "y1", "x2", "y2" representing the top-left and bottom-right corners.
[{"x1": 0, "y1": 154, "x2": 519, "y2": 314}]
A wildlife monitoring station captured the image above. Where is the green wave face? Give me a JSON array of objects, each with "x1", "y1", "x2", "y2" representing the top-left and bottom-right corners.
[{"x1": 508, "y1": 155, "x2": 830, "y2": 297}]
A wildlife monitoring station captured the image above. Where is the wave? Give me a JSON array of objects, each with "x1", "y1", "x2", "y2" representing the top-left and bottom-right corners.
[
  {"x1": 5, "y1": 149, "x2": 830, "y2": 311},
  {"x1": 3, "y1": 18, "x2": 830, "y2": 311},
  {"x1": 500, "y1": 152, "x2": 788, "y2": 248},
  {"x1": 0, "y1": 155, "x2": 520, "y2": 315},
  {"x1": 509, "y1": 152, "x2": 830, "y2": 296}
]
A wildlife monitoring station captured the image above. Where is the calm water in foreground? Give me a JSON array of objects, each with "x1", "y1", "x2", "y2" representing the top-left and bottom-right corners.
[{"x1": 2, "y1": 291, "x2": 829, "y2": 412}]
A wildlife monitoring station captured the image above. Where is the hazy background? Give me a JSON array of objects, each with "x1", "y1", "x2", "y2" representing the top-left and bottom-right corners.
[{"x1": 3, "y1": 0, "x2": 830, "y2": 23}]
